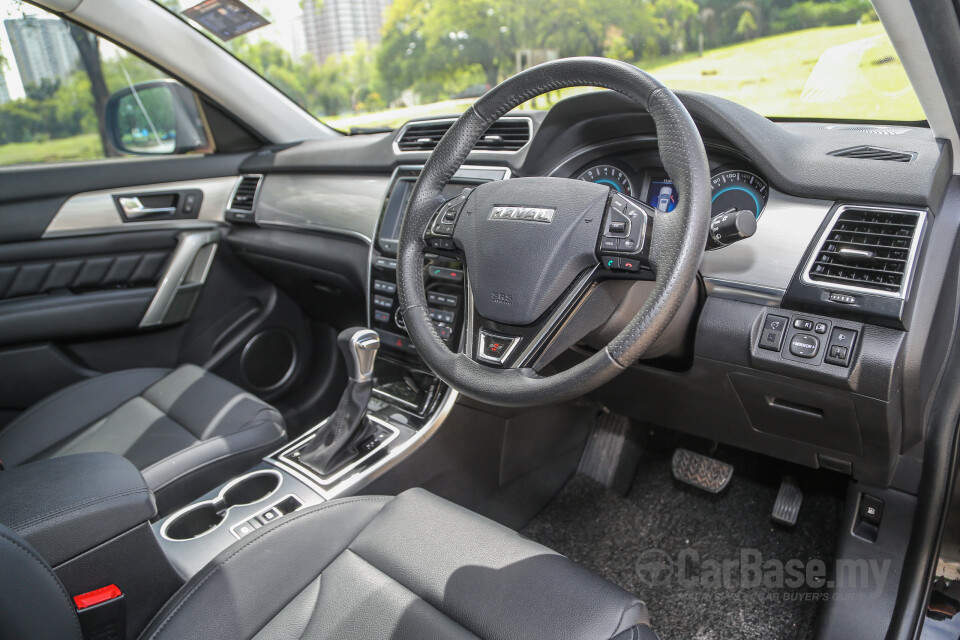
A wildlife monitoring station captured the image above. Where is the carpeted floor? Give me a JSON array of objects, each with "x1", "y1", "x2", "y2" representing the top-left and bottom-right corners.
[{"x1": 520, "y1": 436, "x2": 845, "y2": 640}]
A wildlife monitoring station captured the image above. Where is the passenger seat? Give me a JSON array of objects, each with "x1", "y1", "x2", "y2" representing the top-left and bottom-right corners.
[{"x1": 0, "y1": 365, "x2": 286, "y2": 514}]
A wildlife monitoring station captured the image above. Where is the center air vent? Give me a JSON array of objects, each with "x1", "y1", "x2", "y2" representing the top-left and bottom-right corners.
[
  {"x1": 228, "y1": 175, "x2": 262, "y2": 212},
  {"x1": 804, "y1": 205, "x2": 925, "y2": 298},
  {"x1": 828, "y1": 146, "x2": 915, "y2": 162},
  {"x1": 395, "y1": 118, "x2": 530, "y2": 152}
]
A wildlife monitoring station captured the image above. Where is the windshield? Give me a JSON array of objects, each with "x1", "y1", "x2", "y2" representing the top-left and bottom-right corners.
[{"x1": 153, "y1": 0, "x2": 924, "y2": 130}]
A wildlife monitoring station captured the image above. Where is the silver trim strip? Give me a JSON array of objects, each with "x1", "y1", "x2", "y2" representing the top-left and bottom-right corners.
[
  {"x1": 43, "y1": 176, "x2": 239, "y2": 237},
  {"x1": 513, "y1": 265, "x2": 599, "y2": 368},
  {"x1": 275, "y1": 416, "x2": 400, "y2": 487},
  {"x1": 267, "y1": 388, "x2": 459, "y2": 500},
  {"x1": 140, "y1": 229, "x2": 220, "y2": 327},
  {"x1": 800, "y1": 204, "x2": 927, "y2": 299},
  {"x1": 702, "y1": 277, "x2": 785, "y2": 306},
  {"x1": 159, "y1": 469, "x2": 283, "y2": 542},
  {"x1": 392, "y1": 116, "x2": 533, "y2": 155}
]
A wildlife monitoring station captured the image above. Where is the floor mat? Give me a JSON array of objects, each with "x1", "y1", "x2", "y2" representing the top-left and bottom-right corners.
[{"x1": 521, "y1": 437, "x2": 845, "y2": 640}]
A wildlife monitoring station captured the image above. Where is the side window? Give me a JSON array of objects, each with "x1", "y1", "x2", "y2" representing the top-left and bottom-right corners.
[{"x1": 0, "y1": 5, "x2": 210, "y2": 166}]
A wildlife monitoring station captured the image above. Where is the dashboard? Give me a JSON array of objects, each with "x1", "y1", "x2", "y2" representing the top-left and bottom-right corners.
[{"x1": 229, "y1": 88, "x2": 955, "y2": 496}]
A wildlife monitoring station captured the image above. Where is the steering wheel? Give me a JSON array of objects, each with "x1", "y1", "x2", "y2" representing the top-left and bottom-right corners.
[{"x1": 397, "y1": 57, "x2": 710, "y2": 407}]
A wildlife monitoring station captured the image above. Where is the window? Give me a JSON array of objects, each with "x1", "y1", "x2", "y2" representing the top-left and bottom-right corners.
[{"x1": 0, "y1": 2, "x2": 207, "y2": 166}]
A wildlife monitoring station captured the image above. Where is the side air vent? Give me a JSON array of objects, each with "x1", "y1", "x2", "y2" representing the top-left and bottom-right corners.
[
  {"x1": 473, "y1": 120, "x2": 531, "y2": 151},
  {"x1": 828, "y1": 145, "x2": 916, "y2": 162},
  {"x1": 228, "y1": 175, "x2": 263, "y2": 212},
  {"x1": 803, "y1": 205, "x2": 926, "y2": 298},
  {"x1": 395, "y1": 117, "x2": 531, "y2": 152}
]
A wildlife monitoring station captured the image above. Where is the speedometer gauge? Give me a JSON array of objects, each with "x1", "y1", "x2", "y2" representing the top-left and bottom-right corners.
[
  {"x1": 577, "y1": 164, "x2": 635, "y2": 197},
  {"x1": 711, "y1": 171, "x2": 768, "y2": 219}
]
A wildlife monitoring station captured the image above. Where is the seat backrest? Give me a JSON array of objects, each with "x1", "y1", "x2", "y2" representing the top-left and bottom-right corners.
[{"x1": 0, "y1": 522, "x2": 82, "y2": 640}]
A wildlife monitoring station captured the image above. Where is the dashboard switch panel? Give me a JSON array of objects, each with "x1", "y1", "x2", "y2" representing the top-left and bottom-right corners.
[
  {"x1": 789, "y1": 334, "x2": 820, "y2": 359},
  {"x1": 759, "y1": 314, "x2": 788, "y2": 351},
  {"x1": 824, "y1": 327, "x2": 858, "y2": 367}
]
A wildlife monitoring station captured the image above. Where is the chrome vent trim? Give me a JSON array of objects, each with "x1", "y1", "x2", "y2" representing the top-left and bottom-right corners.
[
  {"x1": 227, "y1": 175, "x2": 263, "y2": 212},
  {"x1": 393, "y1": 117, "x2": 532, "y2": 153},
  {"x1": 828, "y1": 145, "x2": 916, "y2": 162},
  {"x1": 801, "y1": 204, "x2": 926, "y2": 299}
]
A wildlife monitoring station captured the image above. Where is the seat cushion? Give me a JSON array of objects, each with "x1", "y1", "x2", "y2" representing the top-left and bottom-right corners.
[
  {"x1": 139, "y1": 488, "x2": 656, "y2": 640},
  {"x1": 0, "y1": 365, "x2": 286, "y2": 514}
]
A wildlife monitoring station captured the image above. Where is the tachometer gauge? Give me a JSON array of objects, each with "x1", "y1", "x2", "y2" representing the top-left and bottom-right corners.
[
  {"x1": 577, "y1": 164, "x2": 635, "y2": 197},
  {"x1": 711, "y1": 170, "x2": 768, "y2": 219}
]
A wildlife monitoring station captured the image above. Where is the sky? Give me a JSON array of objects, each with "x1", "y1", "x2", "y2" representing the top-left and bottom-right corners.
[{"x1": 0, "y1": 0, "x2": 302, "y2": 102}]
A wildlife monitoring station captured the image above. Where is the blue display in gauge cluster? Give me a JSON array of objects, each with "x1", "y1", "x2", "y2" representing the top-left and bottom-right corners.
[{"x1": 648, "y1": 178, "x2": 678, "y2": 212}]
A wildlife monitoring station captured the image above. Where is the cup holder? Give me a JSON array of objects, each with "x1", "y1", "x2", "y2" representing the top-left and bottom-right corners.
[
  {"x1": 162, "y1": 470, "x2": 282, "y2": 541},
  {"x1": 222, "y1": 471, "x2": 281, "y2": 506}
]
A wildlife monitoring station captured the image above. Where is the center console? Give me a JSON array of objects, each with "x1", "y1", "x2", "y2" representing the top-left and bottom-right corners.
[{"x1": 152, "y1": 165, "x2": 511, "y2": 580}]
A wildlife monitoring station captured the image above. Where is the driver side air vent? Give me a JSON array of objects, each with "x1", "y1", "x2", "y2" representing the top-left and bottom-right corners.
[
  {"x1": 828, "y1": 146, "x2": 916, "y2": 162},
  {"x1": 395, "y1": 117, "x2": 531, "y2": 152},
  {"x1": 804, "y1": 205, "x2": 926, "y2": 298},
  {"x1": 228, "y1": 175, "x2": 263, "y2": 212}
]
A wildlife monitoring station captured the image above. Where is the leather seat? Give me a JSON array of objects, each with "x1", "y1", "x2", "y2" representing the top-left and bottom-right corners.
[
  {"x1": 0, "y1": 364, "x2": 286, "y2": 513},
  {"x1": 0, "y1": 488, "x2": 658, "y2": 640}
]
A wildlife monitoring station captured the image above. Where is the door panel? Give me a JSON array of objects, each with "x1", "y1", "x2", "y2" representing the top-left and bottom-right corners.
[{"x1": 0, "y1": 155, "x2": 314, "y2": 431}]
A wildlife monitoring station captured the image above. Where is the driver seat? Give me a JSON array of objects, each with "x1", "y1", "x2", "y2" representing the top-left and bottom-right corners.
[{"x1": 1, "y1": 488, "x2": 658, "y2": 640}]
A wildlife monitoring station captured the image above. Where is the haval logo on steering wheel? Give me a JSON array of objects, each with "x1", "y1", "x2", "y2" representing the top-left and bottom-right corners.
[{"x1": 489, "y1": 206, "x2": 555, "y2": 223}]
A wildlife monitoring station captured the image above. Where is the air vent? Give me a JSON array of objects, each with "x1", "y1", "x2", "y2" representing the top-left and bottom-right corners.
[
  {"x1": 473, "y1": 120, "x2": 531, "y2": 151},
  {"x1": 228, "y1": 175, "x2": 262, "y2": 212},
  {"x1": 804, "y1": 206, "x2": 925, "y2": 297},
  {"x1": 395, "y1": 118, "x2": 530, "y2": 152},
  {"x1": 828, "y1": 145, "x2": 915, "y2": 162}
]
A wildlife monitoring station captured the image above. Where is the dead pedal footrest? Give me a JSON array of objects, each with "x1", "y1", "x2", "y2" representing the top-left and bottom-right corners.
[{"x1": 671, "y1": 448, "x2": 733, "y2": 494}]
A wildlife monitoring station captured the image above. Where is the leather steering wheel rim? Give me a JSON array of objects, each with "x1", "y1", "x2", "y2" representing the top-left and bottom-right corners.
[{"x1": 397, "y1": 57, "x2": 711, "y2": 407}]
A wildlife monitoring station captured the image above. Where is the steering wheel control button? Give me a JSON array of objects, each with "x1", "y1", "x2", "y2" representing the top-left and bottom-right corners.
[
  {"x1": 759, "y1": 314, "x2": 788, "y2": 351},
  {"x1": 426, "y1": 237, "x2": 455, "y2": 250},
  {"x1": 427, "y1": 266, "x2": 464, "y2": 283},
  {"x1": 789, "y1": 334, "x2": 820, "y2": 359},
  {"x1": 619, "y1": 258, "x2": 640, "y2": 272},
  {"x1": 433, "y1": 222, "x2": 456, "y2": 236},
  {"x1": 825, "y1": 327, "x2": 858, "y2": 367},
  {"x1": 793, "y1": 319, "x2": 813, "y2": 331},
  {"x1": 607, "y1": 220, "x2": 628, "y2": 235},
  {"x1": 477, "y1": 330, "x2": 519, "y2": 365},
  {"x1": 601, "y1": 255, "x2": 618, "y2": 270},
  {"x1": 600, "y1": 237, "x2": 619, "y2": 251}
]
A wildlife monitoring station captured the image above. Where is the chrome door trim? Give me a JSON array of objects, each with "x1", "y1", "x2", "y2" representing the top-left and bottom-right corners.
[{"x1": 139, "y1": 229, "x2": 220, "y2": 327}]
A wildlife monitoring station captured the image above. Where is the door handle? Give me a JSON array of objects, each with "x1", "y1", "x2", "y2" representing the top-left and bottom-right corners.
[{"x1": 117, "y1": 196, "x2": 177, "y2": 219}]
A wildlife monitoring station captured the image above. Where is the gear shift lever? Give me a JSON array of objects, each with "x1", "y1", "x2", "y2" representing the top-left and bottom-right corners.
[{"x1": 297, "y1": 327, "x2": 380, "y2": 477}]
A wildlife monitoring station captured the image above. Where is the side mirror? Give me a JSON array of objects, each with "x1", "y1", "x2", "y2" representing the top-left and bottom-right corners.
[{"x1": 105, "y1": 80, "x2": 209, "y2": 156}]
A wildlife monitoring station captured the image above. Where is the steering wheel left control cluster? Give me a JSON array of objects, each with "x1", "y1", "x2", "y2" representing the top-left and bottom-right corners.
[
  {"x1": 597, "y1": 192, "x2": 654, "y2": 272},
  {"x1": 425, "y1": 188, "x2": 473, "y2": 250}
]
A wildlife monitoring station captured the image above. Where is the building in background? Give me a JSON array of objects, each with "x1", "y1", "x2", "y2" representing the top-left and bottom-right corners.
[
  {"x1": 0, "y1": 71, "x2": 10, "y2": 104},
  {"x1": 302, "y1": 0, "x2": 392, "y2": 65},
  {"x1": 278, "y1": 13, "x2": 307, "y2": 61},
  {"x1": 4, "y1": 15, "x2": 80, "y2": 92}
]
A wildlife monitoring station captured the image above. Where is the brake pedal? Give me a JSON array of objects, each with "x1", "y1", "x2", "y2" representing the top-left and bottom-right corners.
[
  {"x1": 771, "y1": 476, "x2": 803, "y2": 527},
  {"x1": 671, "y1": 448, "x2": 733, "y2": 494}
]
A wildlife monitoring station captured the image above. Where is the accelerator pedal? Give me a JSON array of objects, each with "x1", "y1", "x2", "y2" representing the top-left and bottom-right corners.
[
  {"x1": 671, "y1": 448, "x2": 733, "y2": 494},
  {"x1": 578, "y1": 413, "x2": 642, "y2": 494},
  {"x1": 771, "y1": 476, "x2": 803, "y2": 527}
]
